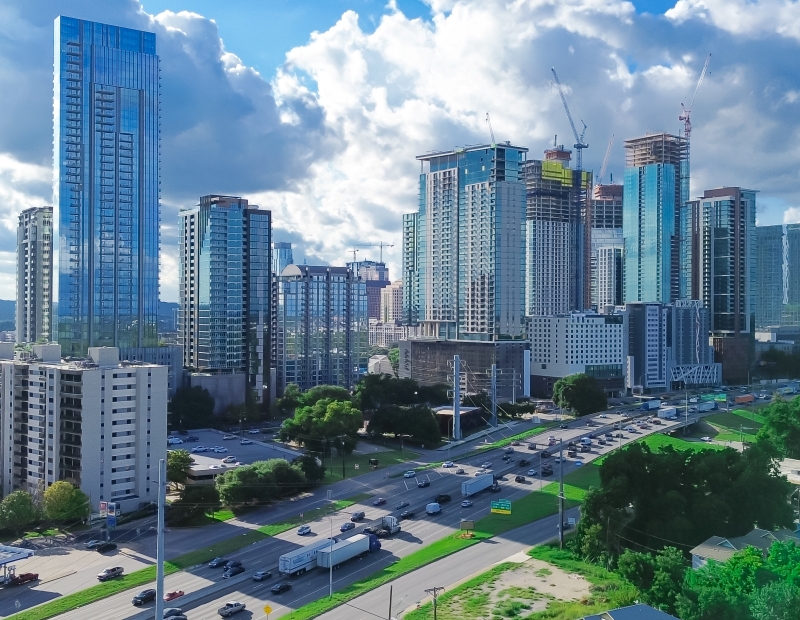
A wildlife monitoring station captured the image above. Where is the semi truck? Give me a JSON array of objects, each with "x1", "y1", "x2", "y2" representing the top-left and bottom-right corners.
[
  {"x1": 279, "y1": 538, "x2": 338, "y2": 576},
  {"x1": 735, "y1": 394, "x2": 755, "y2": 404},
  {"x1": 462, "y1": 474, "x2": 494, "y2": 497},
  {"x1": 697, "y1": 401, "x2": 717, "y2": 412},
  {"x1": 658, "y1": 407, "x2": 678, "y2": 420},
  {"x1": 316, "y1": 534, "x2": 379, "y2": 570},
  {"x1": 368, "y1": 516, "x2": 400, "y2": 538},
  {"x1": 640, "y1": 400, "x2": 662, "y2": 411}
]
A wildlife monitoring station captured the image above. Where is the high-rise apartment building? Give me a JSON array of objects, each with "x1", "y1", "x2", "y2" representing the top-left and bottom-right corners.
[
  {"x1": 403, "y1": 144, "x2": 527, "y2": 340},
  {"x1": 54, "y1": 17, "x2": 160, "y2": 355},
  {"x1": 755, "y1": 224, "x2": 800, "y2": 328},
  {"x1": 591, "y1": 185, "x2": 623, "y2": 309},
  {"x1": 380, "y1": 280, "x2": 404, "y2": 323},
  {"x1": 17, "y1": 207, "x2": 53, "y2": 344},
  {"x1": 622, "y1": 302, "x2": 669, "y2": 392},
  {"x1": 179, "y1": 195, "x2": 272, "y2": 403},
  {"x1": 347, "y1": 260, "x2": 389, "y2": 320},
  {"x1": 623, "y1": 133, "x2": 688, "y2": 304},
  {"x1": 683, "y1": 188, "x2": 756, "y2": 383},
  {"x1": 523, "y1": 147, "x2": 591, "y2": 315},
  {"x1": 276, "y1": 265, "x2": 367, "y2": 393},
  {"x1": 0, "y1": 344, "x2": 166, "y2": 512},
  {"x1": 272, "y1": 242, "x2": 294, "y2": 276}
]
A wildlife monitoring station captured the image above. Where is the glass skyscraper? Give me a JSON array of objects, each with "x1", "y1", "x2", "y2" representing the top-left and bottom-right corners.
[
  {"x1": 54, "y1": 17, "x2": 160, "y2": 355},
  {"x1": 755, "y1": 224, "x2": 800, "y2": 328}
]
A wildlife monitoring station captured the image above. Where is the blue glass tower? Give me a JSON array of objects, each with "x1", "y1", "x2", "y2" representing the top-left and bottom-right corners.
[{"x1": 54, "y1": 17, "x2": 160, "y2": 355}]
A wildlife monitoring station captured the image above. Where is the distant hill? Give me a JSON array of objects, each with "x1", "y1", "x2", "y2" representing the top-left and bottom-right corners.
[{"x1": 0, "y1": 300, "x2": 14, "y2": 322}]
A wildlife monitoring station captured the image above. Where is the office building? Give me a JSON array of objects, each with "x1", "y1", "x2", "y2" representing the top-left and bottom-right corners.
[
  {"x1": 623, "y1": 133, "x2": 688, "y2": 303},
  {"x1": 54, "y1": 17, "x2": 160, "y2": 355},
  {"x1": 0, "y1": 344, "x2": 167, "y2": 513},
  {"x1": 523, "y1": 147, "x2": 591, "y2": 315},
  {"x1": 17, "y1": 207, "x2": 53, "y2": 344},
  {"x1": 591, "y1": 185, "x2": 623, "y2": 309},
  {"x1": 380, "y1": 280, "x2": 404, "y2": 324},
  {"x1": 667, "y1": 300, "x2": 720, "y2": 386},
  {"x1": 755, "y1": 224, "x2": 800, "y2": 328},
  {"x1": 347, "y1": 260, "x2": 390, "y2": 321},
  {"x1": 272, "y1": 242, "x2": 294, "y2": 276},
  {"x1": 179, "y1": 195, "x2": 272, "y2": 403},
  {"x1": 276, "y1": 264, "x2": 367, "y2": 393},
  {"x1": 622, "y1": 302, "x2": 669, "y2": 392},
  {"x1": 368, "y1": 319, "x2": 417, "y2": 348},
  {"x1": 529, "y1": 312, "x2": 625, "y2": 397},
  {"x1": 403, "y1": 143, "x2": 528, "y2": 340},
  {"x1": 683, "y1": 188, "x2": 756, "y2": 383}
]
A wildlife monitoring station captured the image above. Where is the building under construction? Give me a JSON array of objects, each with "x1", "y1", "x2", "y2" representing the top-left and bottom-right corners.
[{"x1": 590, "y1": 184, "x2": 623, "y2": 308}]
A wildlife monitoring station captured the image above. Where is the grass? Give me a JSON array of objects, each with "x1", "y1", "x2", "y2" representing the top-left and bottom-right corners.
[
  {"x1": 286, "y1": 531, "x2": 493, "y2": 620},
  {"x1": 706, "y1": 410, "x2": 764, "y2": 432},
  {"x1": 321, "y1": 449, "x2": 417, "y2": 484},
  {"x1": 594, "y1": 432, "x2": 726, "y2": 465},
  {"x1": 23, "y1": 528, "x2": 60, "y2": 539},
  {"x1": 258, "y1": 494, "x2": 371, "y2": 536}
]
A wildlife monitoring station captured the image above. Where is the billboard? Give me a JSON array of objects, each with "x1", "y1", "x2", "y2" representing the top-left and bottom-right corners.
[{"x1": 490, "y1": 499, "x2": 512, "y2": 515}]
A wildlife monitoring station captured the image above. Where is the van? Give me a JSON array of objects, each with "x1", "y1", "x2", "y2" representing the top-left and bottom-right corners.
[
  {"x1": 579, "y1": 437, "x2": 592, "y2": 445},
  {"x1": 426, "y1": 502, "x2": 441, "y2": 515}
]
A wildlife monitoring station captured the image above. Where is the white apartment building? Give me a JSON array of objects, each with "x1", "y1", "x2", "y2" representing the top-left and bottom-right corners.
[
  {"x1": 530, "y1": 312, "x2": 625, "y2": 397},
  {"x1": 16, "y1": 206, "x2": 53, "y2": 344},
  {"x1": 380, "y1": 280, "x2": 404, "y2": 324},
  {"x1": 368, "y1": 319, "x2": 418, "y2": 348},
  {"x1": 0, "y1": 344, "x2": 167, "y2": 513}
]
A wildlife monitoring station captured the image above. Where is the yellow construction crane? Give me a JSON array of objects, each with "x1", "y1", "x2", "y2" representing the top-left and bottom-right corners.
[{"x1": 355, "y1": 242, "x2": 395, "y2": 262}]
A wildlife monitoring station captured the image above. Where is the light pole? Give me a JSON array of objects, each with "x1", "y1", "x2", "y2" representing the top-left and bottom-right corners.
[
  {"x1": 328, "y1": 517, "x2": 334, "y2": 598},
  {"x1": 739, "y1": 425, "x2": 756, "y2": 446}
]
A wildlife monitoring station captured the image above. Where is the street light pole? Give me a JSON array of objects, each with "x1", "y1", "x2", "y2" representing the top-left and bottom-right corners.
[
  {"x1": 558, "y1": 441, "x2": 564, "y2": 549},
  {"x1": 425, "y1": 587, "x2": 445, "y2": 620},
  {"x1": 155, "y1": 458, "x2": 166, "y2": 620},
  {"x1": 328, "y1": 517, "x2": 334, "y2": 598}
]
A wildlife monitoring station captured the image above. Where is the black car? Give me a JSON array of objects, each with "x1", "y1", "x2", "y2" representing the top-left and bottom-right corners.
[
  {"x1": 208, "y1": 556, "x2": 228, "y2": 568},
  {"x1": 132, "y1": 589, "x2": 156, "y2": 606},
  {"x1": 186, "y1": 435, "x2": 199, "y2": 442},
  {"x1": 399, "y1": 510, "x2": 415, "y2": 520},
  {"x1": 519, "y1": 459, "x2": 531, "y2": 466},
  {"x1": 514, "y1": 475, "x2": 526, "y2": 483},
  {"x1": 417, "y1": 480, "x2": 430, "y2": 488},
  {"x1": 178, "y1": 429, "x2": 189, "y2": 435},
  {"x1": 501, "y1": 455, "x2": 511, "y2": 461},
  {"x1": 541, "y1": 450, "x2": 552, "y2": 458},
  {"x1": 223, "y1": 565, "x2": 245, "y2": 578},
  {"x1": 541, "y1": 467, "x2": 553, "y2": 477},
  {"x1": 225, "y1": 560, "x2": 242, "y2": 569},
  {"x1": 395, "y1": 501, "x2": 410, "y2": 510},
  {"x1": 350, "y1": 511, "x2": 366, "y2": 522},
  {"x1": 271, "y1": 582, "x2": 292, "y2": 594},
  {"x1": 96, "y1": 542, "x2": 117, "y2": 553},
  {"x1": 559, "y1": 424, "x2": 568, "y2": 429},
  {"x1": 434, "y1": 493, "x2": 451, "y2": 503}
]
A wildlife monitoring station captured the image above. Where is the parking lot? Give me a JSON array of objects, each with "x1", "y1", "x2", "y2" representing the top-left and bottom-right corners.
[{"x1": 168, "y1": 428, "x2": 303, "y2": 468}]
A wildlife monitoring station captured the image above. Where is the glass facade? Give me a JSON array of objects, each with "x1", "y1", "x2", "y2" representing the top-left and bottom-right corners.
[
  {"x1": 755, "y1": 224, "x2": 800, "y2": 327},
  {"x1": 55, "y1": 17, "x2": 160, "y2": 355}
]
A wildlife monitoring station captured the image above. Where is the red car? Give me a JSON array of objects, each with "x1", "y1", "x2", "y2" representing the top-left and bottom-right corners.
[
  {"x1": 164, "y1": 590, "x2": 184, "y2": 602},
  {"x1": 10, "y1": 572, "x2": 38, "y2": 585}
]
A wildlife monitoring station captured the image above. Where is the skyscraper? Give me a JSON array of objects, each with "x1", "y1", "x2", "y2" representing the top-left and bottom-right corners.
[
  {"x1": 523, "y1": 147, "x2": 591, "y2": 315},
  {"x1": 54, "y1": 17, "x2": 160, "y2": 355},
  {"x1": 272, "y1": 242, "x2": 294, "y2": 276},
  {"x1": 403, "y1": 143, "x2": 528, "y2": 339},
  {"x1": 591, "y1": 184, "x2": 623, "y2": 309},
  {"x1": 755, "y1": 224, "x2": 800, "y2": 328},
  {"x1": 623, "y1": 133, "x2": 688, "y2": 304},
  {"x1": 346, "y1": 260, "x2": 390, "y2": 320},
  {"x1": 179, "y1": 195, "x2": 272, "y2": 403},
  {"x1": 17, "y1": 207, "x2": 53, "y2": 344}
]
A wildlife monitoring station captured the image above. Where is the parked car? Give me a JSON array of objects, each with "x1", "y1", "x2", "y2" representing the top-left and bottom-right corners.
[
  {"x1": 10, "y1": 572, "x2": 38, "y2": 586},
  {"x1": 252, "y1": 570, "x2": 272, "y2": 581},
  {"x1": 96, "y1": 542, "x2": 117, "y2": 553},
  {"x1": 97, "y1": 566, "x2": 124, "y2": 581},
  {"x1": 191, "y1": 446, "x2": 208, "y2": 453},
  {"x1": 164, "y1": 590, "x2": 185, "y2": 602},
  {"x1": 222, "y1": 435, "x2": 236, "y2": 440},
  {"x1": 442, "y1": 461, "x2": 454, "y2": 468},
  {"x1": 417, "y1": 480, "x2": 430, "y2": 488},
  {"x1": 222, "y1": 456, "x2": 237, "y2": 463},
  {"x1": 271, "y1": 582, "x2": 292, "y2": 594},
  {"x1": 84, "y1": 539, "x2": 102, "y2": 549},
  {"x1": 186, "y1": 436, "x2": 200, "y2": 442},
  {"x1": 373, "y1": 498, "x2": 386, "y2": 506},
  {"x1": 132, "y1": 589, "x2": 156, "y2": 606},
  {"x1": 218, "y1": 601, "x2": 246, "y2": 617},
  {"x1": 403, "y1": 471, "x2": 416, "y2": 478},
  {"x1": 223, "y1": 565, "x2": 245, "y2": 578},
  {"x1": 515, "y1": 475, "x2": 526, "y2": 483},
  {"x1": 461, "y1": 500, "x2": 473, "y2": 508},
  {"x1": 208, "y1": 556, "x2": 228, "y2": 568},
  {"x1": 214, "y1": 447, "x2": 229, "y2": 453},
  {"x1": 400, "y1": 510, "x2": 415, "y2": 519},
  {"x1": 395, "y1": 501, "x2": 410, "y2": 510},
  {"x1": 340, "y1": 522, "x2": 355, "y2": 532},
  {"x1": 297, "y1": 525, "x2": 311, "y2": 536},
  {"x1": 455, "y1": 468, "x2": 465, "y2": 474},
  {"x1": 435, "y1": 493, "x2": 451, "y2": 503},
  {"x1": 248, "y1": 429, "x2": 259, "y2": 434}
]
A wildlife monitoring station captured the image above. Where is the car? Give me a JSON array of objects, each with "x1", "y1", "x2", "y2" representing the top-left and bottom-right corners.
[
  {"x1": 222, "y1": 435, "x2": 236, "y2": 440},
  {"x1": 553, "y1": 457, "x2": 562, "y2": 464},
  {"x1": 511, "y1": 441, "x2": 521, "y2": 446},
  {"x1": 519, "y1": 459, "x2": 531, "y2": 466},
  {"x1": 527, "y1": 469, "x2": 538, "y2": 476},
  {"x1": 455, "y1": 468, "x2": 465, "y2": 474},
  {"x1": 218, "y1": 601, "x2": 246, "y2": 617},
  {"x1": 598, "y1": 413, "x2": 608, "y2": 418},
  {"x1": 340, "y1": 522, "x2": 355, "y2": 532},
  {"x1": 502, "y1": 455, "x2": 511, "y2": 461},
  {"x1": 598, "y1": 438, "x2": 606, "y2": 445},
  {"x1": 614, "y1": 432, "x2": 625, "y2": 438},
  {"x1": 271, "y1": 582, "x2": 293, "y2": 594},
  {"x1": 373, "y1": 497, "x2": 387, "y2": 506},
  {"x1": 363, "y1": 525, "x2": 377, "y2": 534},
  {"x1": 97, "y1": 566, "x2": 124, "y2": 581},
  {"x1": 208, "y1": 556, "x2": 228, "y2": 568},
  {"x1": 252, "y1": 570, "x2": 272, "y2": 581},
  {"x1": 701, "y1": 436, "x2": 713, "y2": 442},
  {"x1": 515, "y1": 475, "x2": 526, "y2": 483},
  {"x1": 586, "y1": 421, "x2": 596, "y2": 427},
  {"x1": 541, "y1": 450, "x2": 552, "y2": 458},
  {"x1": 641, "y1": 424, "x2": 651, "y2": 429},
  {"x1": 164, "y1": 590, "x2": 185, "y2": 602},
  {"x1": 559, "y1": 424, "x2": 568, "y2": 429},
  {"x1": 442, "y1": 461, "x2": 454, "y2": 468},
  {"x1": 214, "y1": 447, "x2": 229, "y2": 453},
  {"x1": 504, "y1": 447, "x2": 514, "y2": 454},
  {"x1": 625, "y1": 426, "x2": 636, "y2": 433},
  {"x1": 400, "y1": 510, "x2": 415, "y2": 519},
  {"x1": 461, "y1": 499, "x2": 473, "y2": 507},
  {"x1": 481, "y1": 461, "x2": 492, "y2": 468},
  {"x1": 223, "y1": 565, "x2": 245, "y2": 578},
  {"x1": 239, "y1": 439, "x2": 253, "y2": 445},
  {"x1": 541, "y1": 467, "x2": 553, "y2": 477},
  {"x1": 605, "y1": 432, "x2": 614, "y2": 439},
  {"x1": 248, "y1": 429, "x2": 259, "y2": 434},
  {"x1": 297, "y1": 525, "x2": 311, "y2": 536},
  {"x1": 209, "y1": 464, "x2": 223, "y2": 469},
  {"x1": 435, "y1": 493, "x2": 451, "y2": 503},
  {"x1": 85, "y1": 539, "x2": 102, "y2": 549},
  {"x1": 96, "y1": 542, "x2": 117, "y2": 553},
  {"x1": 395, "y1": 501, "x2": 410, "y2": 510},
  {"x1": 164, "y1": 608, "x2": 186, "y2": 618},
  {"x1": 350, "y1": 511, "x2": 366, "y2": 521},
  {"x1": 403, "y1": 470, "x2": 417, "y2": 478},
  {"x1": 191, "y1": 446, "x2": 208, "y2": 453},
  {"x1": 186, "y1": 435, "x2": 200, "y2": 441},
  {"x1": 167, "y1": 437, "x2": 183, "y2": 445},
  {"x1": 132, "y1": 589, "x2": 157, "y2": 606},
  {"x1": 222, "y1": 456, "x2": 237, "y2": 463},
  {"x1": 225, "y1": 560, "x2": 243, "y2": 569},
  {"x1": 10, "y1": 572, "x2": 38, "y2": 585},
  {"x1": 417, "y1": 480, "x2": 430, "y2": 488},
  {"x1": 475, "y1": 469, "x2": 486, "y2": 476},
  {"x1": 527, "y1": 443, "x2": 536, "y2": 450}
]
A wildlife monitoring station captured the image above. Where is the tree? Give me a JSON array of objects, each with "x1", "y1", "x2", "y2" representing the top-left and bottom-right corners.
[
  {"x1": 618, "y1": 549, "x2": 656, "y2": 591},
  {"x1": 274, "y1": 383, "x2": 302, "y2": 417},
  {"x1": 552, "y1": 373, "x2": 607, "y2": 417},
  {"x1": 216, "y1": 459, "x2": 308, "y2": 507},
  {"x1": 167, "y1": 485, "x2": 222, "y2": 524},
  {"x1": 750, "y1": 580, "x2": 800, "y2": 620},
  {"x1": 301, "y1": 385, "x2": 352, "y2": 407},
  {"x1": 167, "y1": 449, "x2": 194, "y2": 487},
  {"x1": 388, "y1": 347, "x2": 399, "y2": 376},
  {"x1": 294, "y1": 454, "x2": 326, "y2": 483},
  {"x1": 647, "y1": 547, "x2": 688, "y2": 614},
  {"x1": 169, "y1": 385, "x2": 215, "y2": 430},
  {"x1": 756, "y1": 397, "x2": 800, "y2": 458},
  {"x1": 0, "y1": 491, "x2": 40, "y2": 534},
  {"x1": 280, "y1": 398, "x2": 363, "y2": 455},
  {"x1": 42, "y1": 481, "x2": 90, "y2": 523},
  {"x1": 367, "y1": 404, "x2": 442, "y2": 446}
]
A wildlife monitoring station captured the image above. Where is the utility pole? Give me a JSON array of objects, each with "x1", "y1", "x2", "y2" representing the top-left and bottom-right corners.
[
  {"x1": 490, "y1": 364, "x2": 497, "y2": 428},
  {"x1": 341, "y1": 436, "x2": 346, "y2": 479},
  {"x1": 388, "y1": 585, "x2": 393, "y2": 620},
  {"x1": 155, "y1": 458, "x2": 166, "y2": 620},
  {"x1": 558, "y1": 441, "x2": 564, "y2": 549},
  {"x1": 425, "y1": 587, "x2": 445, "y2": 620},
  {"x1": 453, "y1": 355, "x2": 461, "y2": 441}
]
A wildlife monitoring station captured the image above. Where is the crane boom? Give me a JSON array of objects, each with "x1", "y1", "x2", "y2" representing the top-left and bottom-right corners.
[
  {"x1": 355, "y1": 241, "x2": 395, "y2": 262},
  {"x1": 551, "y1": 67, "x2": 588, "y2": 170},
  {"x1": 679, "y1": 53, "x2": 711, "y2": 140},
  {"x1": 485, "y1": 112, "x2": 496, "y2": 146},
  {"x1": 598, "y1": 134, "x2": 614, "y2": 184}
]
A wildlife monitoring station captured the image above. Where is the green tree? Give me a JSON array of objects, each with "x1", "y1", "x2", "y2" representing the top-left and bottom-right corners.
[
  {"x1": 274, "y1": 383, "x2": 302, "y2": 417},
  {"x1": 388, "y1": 347, "x2": 399, "y2": 376},
  {"x1": 167, "y1": 485, "x2": 222, "y2": 524},
  {"x1": 648, "y1": 547, "x2": 688, "y2": 614},
  {"x1": 42, "y1": 481, "x2": 90, "y2": 523},
  {"x1": 552, "y1": 373, "x2": 607, "y2": 417},
  {"x1": 617, "y1": 549, "x2": 655, "y2": 591},
  {"x1": 301, "y1": 385, "x2": 352, "y2": 407},
  {"x1": 167, "y1": 449, "x2": 194, "y2": 487},
  {"x1": 216, "y1": 459, "x2": 307, "y2": 507},
  {"x1": 294, "y1": 454, "x2": 326, "y2": 483},
  {"x1": 280, "y1": 398, "x2": 363, "y2": 455},
  {"x1": 756, "y1": 397, "x2": 800, "y2": 458},
  {"x1": 0, "y1": 491, "x2": 40, "y2": 534},
  {"x1": 367, "y1": 403, "x2": 442, "y2": 446},
  {"x1": 750, "y1": 580, "x2": 800, "y2": 620},
  {"x1": 169, "y1": 385, "x2": 215, "y2": 430}
]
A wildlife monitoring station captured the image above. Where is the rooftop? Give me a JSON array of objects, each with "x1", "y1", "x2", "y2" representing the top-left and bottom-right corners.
[{"x1": 417, "y1": 142, "x2": 529, "y2": 160}]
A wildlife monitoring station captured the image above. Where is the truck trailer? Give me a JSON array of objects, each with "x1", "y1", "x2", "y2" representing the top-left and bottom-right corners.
[
  {"x1": 658, "y1": 407, "x2": 678, "y2": 420},
  {"x1": 735, "y1": 394, "x2": 755, "y2": 404},
  {"x1": 697, "y1": 401, "x2": 717, "y2": 412},
  {"x1": 462, "y1": 474, "x2": 494, "y2": 497},
  {"x1": 279, "y1": 538, "x2": 338, "y2": 576},
  {"x1": 316, "y1": 534, "x2": 379, "y2": 570},
  {"x1": 641, "y1": 400, "x2": 662, "y2": 411}
]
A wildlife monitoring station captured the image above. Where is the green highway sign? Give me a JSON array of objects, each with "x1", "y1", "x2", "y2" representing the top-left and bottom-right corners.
[{"x1": 491, "y1": 499, "x2": 512, "y2": 515}]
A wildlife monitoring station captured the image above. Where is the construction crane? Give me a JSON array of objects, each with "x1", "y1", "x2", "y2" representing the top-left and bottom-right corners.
[
  {"x1": 485, "y1": 112, "x2": 496, "y2": 146},
  {"x1": 598, "y1": 134, "x2": 614, "y2": 184},
  {"x1": 679, "y1": 53, "x2": 711, "y2": 140},
  {"x1": 349, "y1": 248, "x2": 360, "y2": 262},
  {"x1": 551, "y1": 67, "x2": 588, "y2": 170},
  {"x1": 355, "y1": 241, "x2": 395, "y2": 262}
]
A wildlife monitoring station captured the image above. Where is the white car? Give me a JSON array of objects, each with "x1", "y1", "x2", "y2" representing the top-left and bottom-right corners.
[
  {"x1": 481, "y1": 462, "x2": 492, "y2": 468},
  {"x1": 403, "y1": 471, "x2": 416, "y2": 478},
  {"x1": 442, "y1": 461, "x2": 454, "y2": 468},
  {"x1": 191, "y1": 446, "x2": 207, "y2": 453},
  {"x1": 167, "y1": 437, "x2": 183, "y2": 445},
  {"x1": 297, "y1": 525, "x2": 311, "y2": 535},
  {"x1": 701, "y1": 436, "x2": 713, "y2": 442},
  {"x1": 222, "y1": 456, "x2": 237, "y2": 463},
  {"x1": 461, "y1": 500, "x2": 473, "y2": 508},
  {"x1": 214, "y1": 447, "x2": 229, "y2": 453},
  {"x1": 240, "y1": 439, "x2": 253, "y2": 445},
  {"x1": 248, "y1": 429, "x2": 259, "y2": 434},
  {"x1": 527, "y1": 469, "x2": 538, "y2": 476}
]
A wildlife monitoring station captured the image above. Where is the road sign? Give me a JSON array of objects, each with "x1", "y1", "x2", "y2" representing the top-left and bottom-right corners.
[
  {"x1": 491, "y1": 499, "x2": 512, "y2": 515},
  {"x1": 99, "y1": 501, "x2": 108, "y2": 518},
  {"x1": 354, "y1": 464, "x2": 359, "y2": 470},
  {"x1": 460, "y1": 520, "x2": 475, "y2": 530},
  {"x1": 107, "y1": 515, "x2": 116, "y2": 530},
  {"x1": 263, "y1": 605, "x2": 272, "y2": 614}
]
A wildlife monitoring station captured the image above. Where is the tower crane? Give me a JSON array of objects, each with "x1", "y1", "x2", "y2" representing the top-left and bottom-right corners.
[
  {"x1": 551, "y1": 67, "x2": 588, "y2": 170},
  {"x1": 355, "y1": 241, "x2": 395, "y2": 262},
  {"x1": 679, "y1": 53, "x2": 711, "y2": 140},
  {"x1": 485, "y1": 112, "x2": 496, "y2": 146},
  {"x1": 598, "y1": 134, "x2": 614, "y2": 184}
]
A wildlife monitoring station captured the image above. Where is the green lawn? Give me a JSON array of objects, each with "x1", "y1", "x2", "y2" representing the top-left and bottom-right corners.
[
  {"x1": 594, "y1": 432, "x2": 726, "y2": 465},
  {"x1": 23, "y1": 528, "x2": 61, "y2": 539},
  {"x1": 321, "y1": 449, "x2": 417, "y2": 484},
  {"x1": 706, "y1": 410, "x2": 764, "y2": 432}
]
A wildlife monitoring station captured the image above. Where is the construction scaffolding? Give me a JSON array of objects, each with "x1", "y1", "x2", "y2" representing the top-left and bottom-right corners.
[{"x1": 624, "y1": 133, "x2": 688, "y2": 168}]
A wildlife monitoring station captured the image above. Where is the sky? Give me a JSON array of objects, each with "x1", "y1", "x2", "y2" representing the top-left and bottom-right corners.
[{"x1": 2, "y1": 0, "x2": 800, "y2": 302}]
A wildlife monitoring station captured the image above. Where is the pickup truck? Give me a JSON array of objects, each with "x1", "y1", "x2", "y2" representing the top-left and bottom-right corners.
[
  {"x1": 218, "y1": 601, "x2": 246, "y2": 617},
  {"x1": 97, "y1": 566, "x2": 124, "y2": 581},
  {"x1": 9, "y1": 572, "x2": 38, "y2": 585}
]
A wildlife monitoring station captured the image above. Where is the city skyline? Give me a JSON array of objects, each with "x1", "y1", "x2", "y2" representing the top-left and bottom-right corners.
[{"x1": 1, "y1": 1, "x2": 800, "y2": 302}]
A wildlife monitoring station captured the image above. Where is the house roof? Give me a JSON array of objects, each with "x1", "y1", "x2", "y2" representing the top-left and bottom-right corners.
[
  {"x1": 691, "y1": 528, "x2": 800, "y2": 562},
  {"x1": 581, "y1": 603, "x2": 679, "y2": 620}
]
